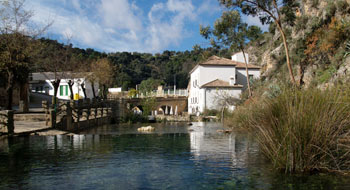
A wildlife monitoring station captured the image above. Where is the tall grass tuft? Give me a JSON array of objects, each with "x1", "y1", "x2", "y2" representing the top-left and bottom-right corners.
[{"x1": 230, "y1": 85, "x2": 350, "y2": 173}]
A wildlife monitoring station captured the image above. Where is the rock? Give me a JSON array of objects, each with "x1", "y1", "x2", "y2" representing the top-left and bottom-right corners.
[
  {"x1": 137, "y1": 126, "x2": 155, "y2": 132},
  {"x1": 217, "y1": 129, "x2": 232, "y2": 134},
  {"x1": 224, "y1": 130, "x2": 232, "y2": 134}
]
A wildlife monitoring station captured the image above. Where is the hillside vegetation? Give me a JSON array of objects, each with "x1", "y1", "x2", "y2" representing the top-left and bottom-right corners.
[
  {"x1": 224, "y1": 0, "x2": 350, "y2": 174},
  {"x1": 246, "y1": 0, "x2": 350, "y2": 91}
]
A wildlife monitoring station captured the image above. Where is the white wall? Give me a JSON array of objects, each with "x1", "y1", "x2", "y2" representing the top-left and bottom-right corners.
[
  {"x1": 188, "y1": 65, "x2": 238, "y2": 114},
  {"x1": 205, "y1": 88, "x2": 241, "y2": 111},
  {"x1": 31, "y1": 78, "x2": 99, "y2": 100},
  {"x1": 198, "y1": 65, "x2": 236, "y2": 86},
  {"x1": 232, "y1": 52, "x2": 249, "y2": 64},
  {"x1": 236, "y1": 69, "x2": 261, "y2": 90},
  {"x1": 188, "y1": 68, "x2": 201, "y2": 114}
]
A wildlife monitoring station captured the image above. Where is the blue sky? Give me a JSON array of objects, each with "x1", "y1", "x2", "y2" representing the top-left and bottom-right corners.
[{"x1": 27, "y1": 0, "x2": 268, "y2": 53}]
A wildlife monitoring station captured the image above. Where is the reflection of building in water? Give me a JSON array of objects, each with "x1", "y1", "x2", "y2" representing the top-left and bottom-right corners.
[
  {"x1": 189, "y1": 123, "x2": 250, "y2": 168},
  {"x1": 46, "y1": 135, "x2": 100, "y2": 150}
]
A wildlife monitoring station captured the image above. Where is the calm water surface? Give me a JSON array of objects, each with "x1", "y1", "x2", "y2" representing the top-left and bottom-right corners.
[{"x1": 0, "y1": 122, "x2": 349, "y2": 190}]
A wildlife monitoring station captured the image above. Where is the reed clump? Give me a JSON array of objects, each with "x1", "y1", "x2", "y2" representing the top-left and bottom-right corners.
[{"x1": 230, "y1": 85, "x2": 350, "y2": 173}]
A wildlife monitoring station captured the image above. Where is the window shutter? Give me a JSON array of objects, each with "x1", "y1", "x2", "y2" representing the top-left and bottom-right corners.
[{"x1": 60, "y1": 86, "x2": 63, "y2": 96}]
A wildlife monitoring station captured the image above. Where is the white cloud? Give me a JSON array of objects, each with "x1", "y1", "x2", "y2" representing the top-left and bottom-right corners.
[
  {"x1": 98, "y1": 0, "x2": 142, "y2": 32},
  {"x1": 145, "y1": 0, "x2": 197, "y2": 52},
  {"x1": 26, "y1": 0, "x2": 223, "y2": 53}
]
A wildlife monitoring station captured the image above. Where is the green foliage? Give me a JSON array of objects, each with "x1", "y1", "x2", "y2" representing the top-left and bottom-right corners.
[
  {"x1": 311, "y1": 0, "x2": 319, "y2": 8},
  {"x1": 140, "y1": 97, "x2": 156, "y2": 116},
  {"x1": 228, "y1": 85, "x2": 350, "y2": 173},
  {"x1": 205, "y1": 10, "x2": 262, "y2": 51},
  {"x1": 295, "y1": 15, "x2": 309, "y2": 32},
  {"x1": 336, "y1": 0, "x2": 349, "y2": 14},
  {"x1": 139, "y1": 78, "x2": 164, "y2": 93},
  {"x1": 128, "y1": 88, "x2": 138, "y2": 98},
  {"x1": 268, "y1": 22, "x2": 276, "y2": 34},
  {"x1": 325, "y1": 1, "x2": 336, "y2": 21},
  {"x1": 317, "y1": 65, "x2": 337, "y2": 83},
  {"x1": 122, "y1": 111, "x2": 147, "y2": 123},
  {"x1": 310, "y1": 17, "x2": 322, "y2": 31},
  {"x1": 203, "y1": 109, "x2": 219, "y2": 116}
]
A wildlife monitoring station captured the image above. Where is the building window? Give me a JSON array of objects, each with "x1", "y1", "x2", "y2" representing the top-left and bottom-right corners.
[{"x1": 59, "y1": 85, "x2": 69, "y2": 96}]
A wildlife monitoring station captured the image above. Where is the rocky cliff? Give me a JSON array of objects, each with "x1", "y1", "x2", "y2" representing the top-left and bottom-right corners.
[{"x1": 247, "y1": 0, "x2": 350, "y2": 90}]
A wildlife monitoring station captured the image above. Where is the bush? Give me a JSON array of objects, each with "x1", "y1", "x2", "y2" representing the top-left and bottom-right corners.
[
  {"x1": 336, "y1": 0, "x2": 349, "y2": 14},
  {"x1": 325, "y1": 1, "x2": 336, "y2": 21},
  {"x1": 311, "y1": 0, "x2": 319, "y2": 8},
  {"x1": 229, "y1": 85, "x2": 350, "y2": 173},
  {"x1": 317, "y1": 65, "x2": 337, "y2": 83},
  {"x1": 295, "y1": 15, "x2": 309, "y2": 32},
  {"x1": 203, "y1": 109, "x2": 219, "y2": 116}
]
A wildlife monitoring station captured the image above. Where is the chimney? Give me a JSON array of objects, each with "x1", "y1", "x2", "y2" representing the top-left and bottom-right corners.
[{"x1": 229, "y1": 76, "x2": 235, "y2": 86}]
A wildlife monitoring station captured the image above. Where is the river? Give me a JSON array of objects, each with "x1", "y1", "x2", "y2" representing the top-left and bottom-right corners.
[{"x1": 0, "y1": 122, "x2": 349, "y2": 189}]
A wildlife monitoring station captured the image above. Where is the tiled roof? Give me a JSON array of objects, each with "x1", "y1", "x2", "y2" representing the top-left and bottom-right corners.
[
  {"x1": 31, "y1": 72, "x2": 91, "y2": 81},
  {"x1": 235, "y1": 62, "x2": 261, "y2": 69},
  {"x1": 199, "y1": 56, "x2": 238, "y2": 66},
  {"x1": 189, "y1": 55, "x2": 260, "y2": 74},
  {"x1": 201, "y1": 79, "x2": 243, "y2": 88}
]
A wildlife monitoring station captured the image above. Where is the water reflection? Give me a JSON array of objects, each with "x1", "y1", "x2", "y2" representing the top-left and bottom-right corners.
[{"x1": 0, "y1": 122, "x2": 349, "y2": 190}]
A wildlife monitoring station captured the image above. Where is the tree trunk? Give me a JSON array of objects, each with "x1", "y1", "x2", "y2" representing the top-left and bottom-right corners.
[
  {"x1": 91, "y1": 81, "x2": 96, "y2": 98},
  {"x1": 221, "y1": 106, "x2": 225, "y2": 124},
  {"x1": 51, "y1": 79, "x2": 61, "y2": 108},
  {"x1": 102, "y1": 84, "x2": 107, "y2": 99},
  {"x1": 81, "y1": 83, "x2": 87, "y2": 99},
  {"x1": 275, "y1": 21, "x2": 296, "y2": 85},
  {"x1": 68, "y1": 80, "x2": 74, "y2": 100},
  {"x1": 19, "y1": 81, "x2": 29, "y2": 112},
  {"x1": 6, "y1": 71, "x2": 14, "y2": 110},
  {"x1": 241, "y1": 48, "x2": 252, "y2": 98}
]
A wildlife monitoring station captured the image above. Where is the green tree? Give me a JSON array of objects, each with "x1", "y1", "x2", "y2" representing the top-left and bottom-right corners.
[
  {"x1": 141, "y1": 97, "x2": 157, "y2": 116},
  {"x1": 91, "y1": 58, "x2": 115, "y2": 99},
  {"x1": 219, "y1": 0, "x2": 299, "y2": 84},
  {"x1": 0, "y1": 0, "x2": 50, "y2": 110},
  {"x1": 200, "y1": 10, "x2": 262, "y2": 97},
  {"x1": 35, "y1": 39, "x2": 74, "y2": 105},
  {"x1": 139, "y1": 78, "x2": 164, "y2": 94}
]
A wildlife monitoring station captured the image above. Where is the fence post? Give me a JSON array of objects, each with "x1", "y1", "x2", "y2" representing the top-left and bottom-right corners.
[
  {"x1": 42, "y1": 101, "x2": 50, "y2": 126},
  {"x1": 50, "y1": 110, "x2": 56, "y2": 128},
  {"x1": 6, "y1": 110, "x2": 14, "y2": 135},
  {"x1": 66, "y1": 101, "x2": 73, "y2": 131}
]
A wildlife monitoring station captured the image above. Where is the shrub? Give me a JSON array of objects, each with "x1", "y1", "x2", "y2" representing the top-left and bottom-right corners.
[
  {"x1": 229, "y1": 85, "x2": 350, "y2": 173},
  {"x1": 311, "y1": 0, "x2": 319, "y2": 8},
  {"x1": 325, "y1": 1, "x2": 336, "y2": 21},
  {"x1": 317, "y1": 65, "x2": 337, "y2": 83},
  {"x1": 203, "y1": 109, "x2": 219, "y2": 116},
  {"x1": 336, "y1": 0, "x2": 349, "y2": 14},
  {"x1": 295, "y1": 15, "x2": 309, "y2": 31}
]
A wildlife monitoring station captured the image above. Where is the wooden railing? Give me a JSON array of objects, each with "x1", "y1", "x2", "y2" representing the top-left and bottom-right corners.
[
  {"x1": 0, "y1": 110, "x2": 14, "y2": 135},
  {"x1": 42, "y1": 98, "x2": 123, "y2": 132}
]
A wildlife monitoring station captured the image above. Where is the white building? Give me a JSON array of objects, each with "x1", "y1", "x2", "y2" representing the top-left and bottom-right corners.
[
  {"x1": 188, "y1": 52, "x2": 260, "y2": 114},
  {"x1": 30, "y1": 72, "x2": 99, "y2": 100}
]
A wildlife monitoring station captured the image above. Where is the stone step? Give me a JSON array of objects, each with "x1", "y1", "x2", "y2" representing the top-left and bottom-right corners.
[{"x1": 14, "y1": 113, "x2": 46, "y2": 122}]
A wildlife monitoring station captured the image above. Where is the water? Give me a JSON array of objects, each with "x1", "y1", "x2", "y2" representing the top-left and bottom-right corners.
[{"x1": 0, "y1": 122, "x2": 349, "y2": 190}]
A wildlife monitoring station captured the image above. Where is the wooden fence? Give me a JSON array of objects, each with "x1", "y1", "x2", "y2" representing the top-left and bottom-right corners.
[
  {"x1": 42, "y1": 98, "x2": 124, "y2": 132},
  {"x1": 0, "y1": 110, "x2": 14, "y2": 135}
]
